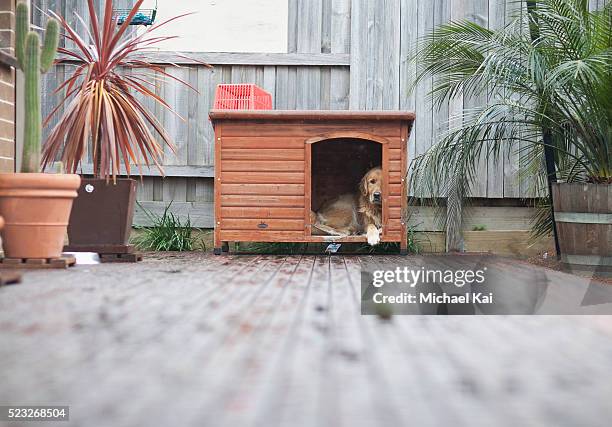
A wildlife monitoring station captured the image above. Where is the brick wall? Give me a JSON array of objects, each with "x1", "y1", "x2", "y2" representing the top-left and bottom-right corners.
[{"x1": 0, "y1": 0, "x2": 15, "y2": 173}]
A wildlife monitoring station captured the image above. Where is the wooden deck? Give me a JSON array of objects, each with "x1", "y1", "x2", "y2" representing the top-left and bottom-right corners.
[{"x1": 0, "y1": 254, "x2": 611, "y2": 427}]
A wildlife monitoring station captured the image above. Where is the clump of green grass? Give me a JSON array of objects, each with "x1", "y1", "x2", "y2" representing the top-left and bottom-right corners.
[
  {"x1": 471, "y1": 225, "x2": 487, "y2": 231},
  {"x1": 133, "y1": 203, "x2": 202, "y2": 252},
  {"x1": 407, "y1": 227, "x2": 424, "y2": 254}
]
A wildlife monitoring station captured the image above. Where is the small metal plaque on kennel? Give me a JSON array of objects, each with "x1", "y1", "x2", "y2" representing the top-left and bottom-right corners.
[{"x1": 209, "y1": 110, "x2": 415, "y2": 254}]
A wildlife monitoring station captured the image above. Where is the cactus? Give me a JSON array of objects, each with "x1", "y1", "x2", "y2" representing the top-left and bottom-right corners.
[{"x1": 15, "y1": 2, "x2": 59, "y2": 173}]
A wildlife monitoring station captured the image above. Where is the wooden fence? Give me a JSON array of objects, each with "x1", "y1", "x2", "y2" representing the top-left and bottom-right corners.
[{"x1": 33, "y1": 0, "x2": 609, "y2": 228}]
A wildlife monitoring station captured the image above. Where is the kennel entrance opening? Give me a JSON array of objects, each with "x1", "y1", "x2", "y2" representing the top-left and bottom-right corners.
[
  {"x1": 310, "y1": 138, "x2": 383, "y2": 215},
  {"x1": 306, "y1": 136, "x2": 386, "y2": 240}
]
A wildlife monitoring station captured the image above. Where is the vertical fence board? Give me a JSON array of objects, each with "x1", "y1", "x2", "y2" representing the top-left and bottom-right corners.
[
  {"x1": 322, "y1": 0, "x2": 332, "y2": 53},
  {"x1": 288, "y1": 0, "x2": 299, "y2": 53},
  {"x1": 296, "y1": 67, "x2": 320, "y2": 109},
  {"x1": 287, "y1": 67, "x2": 298, "y2": 109},
  {"x1": 400, "y1": 0, "x2": 418, "y2": 173},
  {"x1": 262, "y1": 66, "x2": 277, "y2": 107},
  {"x1": 187, "y1": 67, "x2": 200, "y2": 167},
  {"x1": 432, "y1": 0, "x2": 450, "y2": 181},
  {"x1": 331, "y1": 0, "x2": 352, "y2": 54},
  {"x1": 320, "y1": 68, "x2": 331, "y2": 109},
  {"x1": 136, "y1": 179, "x2": 154, "y2": 202},
  {"x1": 365, "y1": 0, "x2": 382, "y2": 108},
  {"x1": 349, "y1": 0, "x2": 367, "y2": 109},
  {"x1": 296, "y1": 0, "x2": 323, "y2": 52},
  {"x1": 486, "y1": 0, "x2": 506, "y2": 198},
  {"x1": 275, "y1": 66, "x2": 290, "y2": 110},
  {"x1": 382, "y1": 0, "x2": 401, "y2": 110},
  {"x1": 448, "y1": 0, "x2": 466, "y2": 141},
  {"x1": 162, "y1": 67, "x2": 188, "y2": 166},
  {"x1": 196, "y1": 179, "x2": 215, "y2": 204},
  {"x1": 330, "y1": 0, "x2": 351, "y2": 110},
  {"x1": 503, "y1": 0, "x2": 521, "y2": 198},
  {"x1": 464, "y1": 0, "x2": 489, "y2": 197},
  {"x1": 163, "y1": 177, "x2": 187, "y2": 204},
  {"x1": 195, "y1": 67, "x2": 212, "y2": 166},
  {"x1": 514, "y1": 0, "x2": 538, "y2": 199},
  {"x1": 414, "y1": 0, "x2": 434, "y2": 163},
  {"x1": 329, "y1": 68, "x2": 350, "y2": 109}
]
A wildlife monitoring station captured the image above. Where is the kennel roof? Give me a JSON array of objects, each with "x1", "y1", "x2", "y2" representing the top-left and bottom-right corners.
[{"x1": 209, "y1": 110, "x2": 416, "y2": 123}]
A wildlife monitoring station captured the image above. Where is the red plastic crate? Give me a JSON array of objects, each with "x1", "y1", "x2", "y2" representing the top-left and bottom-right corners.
[{"x1": 213, "y1": 84, "x2": 272, "y2": 110}]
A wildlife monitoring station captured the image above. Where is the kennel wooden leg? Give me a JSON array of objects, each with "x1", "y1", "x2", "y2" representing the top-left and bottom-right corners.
[
  {"x1": 400, "y1": 233, "x2": 408, "y2": 256},
  {"x1": 213, "y1": 234, "x2": 222, "y2": 255},
  {"x1": 214, "y1": 242, "x2": 229, "y2": 255},
  {"x1": 213, "y1": 221, "x2": 222, "y2": 254}
]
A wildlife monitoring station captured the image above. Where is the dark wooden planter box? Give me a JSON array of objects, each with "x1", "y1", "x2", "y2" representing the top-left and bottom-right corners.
[
  {"x1": 552, "y1": 183, "x2": 612, "y2": 267},
  {"x1": 209, "y1": 110, "x2": 415, "y2": 254},
  {"x1": 66, "y1": 178, "x2": 137, "y2": 253}
]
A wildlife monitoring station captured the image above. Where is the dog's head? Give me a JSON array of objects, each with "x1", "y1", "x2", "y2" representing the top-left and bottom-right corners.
[{"x1": 360, "y1": 167, "x2": 383, "y2": 205}]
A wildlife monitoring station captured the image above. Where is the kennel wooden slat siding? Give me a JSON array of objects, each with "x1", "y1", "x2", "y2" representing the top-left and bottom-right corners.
[{"x1": 209, "y1": 111, "x2": 415, "y2": 253}]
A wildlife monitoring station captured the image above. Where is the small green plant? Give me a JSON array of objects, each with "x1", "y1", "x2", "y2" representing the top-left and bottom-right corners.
[
  {"x1": 15, "y1": 1, "x2": 59, "y2": 172},
  {"x1": 471, "y1": 225, "x2": 487, "y2": 232},
  {"x1": 133, "y1": 203, "x2": 202, "y2": 251},
  {"x1": 407, "y1": 226, "x2": 423, "y2": 253}
]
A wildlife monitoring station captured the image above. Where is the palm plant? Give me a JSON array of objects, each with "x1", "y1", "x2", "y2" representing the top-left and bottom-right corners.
[
  {"x1": 41, "y1": 0, "x2": 204, "y2": 180},
  {"x1": 410, "y1": 0, "x2": 611, "y2": 241}
]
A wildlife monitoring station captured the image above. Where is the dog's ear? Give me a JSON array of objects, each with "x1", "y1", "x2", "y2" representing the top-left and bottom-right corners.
[{"x1": 360, "y1": 174, "x2": 369, "y2": 197}]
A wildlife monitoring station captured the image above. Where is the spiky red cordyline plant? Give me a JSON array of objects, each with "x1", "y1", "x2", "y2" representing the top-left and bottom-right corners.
[{"x1": 42, "y1": 0, "x2": 206, "y2": 180}]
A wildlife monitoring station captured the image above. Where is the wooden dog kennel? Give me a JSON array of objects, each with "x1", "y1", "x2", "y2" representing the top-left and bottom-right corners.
[{"x1": 209, "y1": 110, "x2": 415, "y2": 254}]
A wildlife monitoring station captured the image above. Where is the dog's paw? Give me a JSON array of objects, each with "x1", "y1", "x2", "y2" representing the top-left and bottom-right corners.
[{"x1": 367, "y1": 229, "x2": 381, "y2": 246}]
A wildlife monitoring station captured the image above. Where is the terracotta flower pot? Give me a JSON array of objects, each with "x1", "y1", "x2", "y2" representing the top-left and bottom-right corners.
[{"x1": 0, "y1": 173, "x2": 81, "y2": 259}]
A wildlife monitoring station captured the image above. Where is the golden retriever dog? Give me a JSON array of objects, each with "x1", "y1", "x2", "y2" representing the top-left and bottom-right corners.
[{"x1": 311, "y1": 167, "x2": 383, "y2": 245}]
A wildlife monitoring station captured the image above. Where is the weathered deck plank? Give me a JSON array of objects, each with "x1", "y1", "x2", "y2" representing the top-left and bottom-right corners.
[{"x1": 0, "y1": 254, "x2": 611, "y2": 427}]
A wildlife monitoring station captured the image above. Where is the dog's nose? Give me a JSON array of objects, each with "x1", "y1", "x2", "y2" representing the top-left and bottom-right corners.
[{"x1": 373, "y1": 192, "x2": 381, "y2": 201}]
